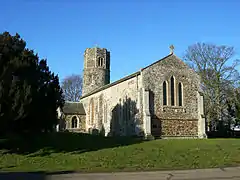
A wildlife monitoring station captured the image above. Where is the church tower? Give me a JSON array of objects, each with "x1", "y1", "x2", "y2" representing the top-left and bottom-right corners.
[{"x1": 82, "y1": 47, "x2": 110, "y2": 96}]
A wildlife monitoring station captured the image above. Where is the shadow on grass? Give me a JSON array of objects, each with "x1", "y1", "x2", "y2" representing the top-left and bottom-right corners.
[
  {"x1": 0, "y1": 171, "x2": 78, "y2": 180},
  {"x1": 0, "y1": 132, "x2": 144, "y2": 156},
  {"x1": 0, "y1": 97, "x2": 145, "y2": 156},
  {"x1": 207, "y1": 131, "x2": 240, "y2": 138}
]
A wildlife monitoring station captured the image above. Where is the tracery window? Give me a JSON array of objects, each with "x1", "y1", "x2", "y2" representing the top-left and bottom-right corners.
[
  {"x1": 178, "y1": 83, "x2": 183, "y2": 106},
  {"x1": 163, "y1": 81, "x2": 167, "y2": 105},
  {"x1": 170, "y1": 76, "x2": 175, "y2": 106},
  {"x1": 163, "y1": 76, "x2": 183, "y2": 107}
]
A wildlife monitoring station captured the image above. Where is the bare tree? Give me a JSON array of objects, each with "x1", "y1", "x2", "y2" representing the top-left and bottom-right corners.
[
  {"x1": 183, "y1": 43, "x2": 240, "y2": 130},
  {"x1": 61, "y1": 74, "x2": 82, "y2": 102}
]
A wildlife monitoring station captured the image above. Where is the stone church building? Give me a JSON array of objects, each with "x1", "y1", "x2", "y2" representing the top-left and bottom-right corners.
[{"x1": 59, "y1": 46, "x2": 207, "y2": 138}]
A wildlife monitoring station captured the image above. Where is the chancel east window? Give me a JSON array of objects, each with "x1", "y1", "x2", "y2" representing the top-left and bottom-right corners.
[
  {"x1": 163, "y1": 76, "x2": 183, "y2": 107},
  {"x1": 71, "y1": 116, "x2": 78, "y2": 128},
  {"x1": 163, "y1": 81, "x2": 167, "y2": 105},
  {"x1": 170, "y1": 76, "x2": 175, "y2": 106},
  {"x1": 178, "y1": 83, "x2": 183, "y2": 106}
]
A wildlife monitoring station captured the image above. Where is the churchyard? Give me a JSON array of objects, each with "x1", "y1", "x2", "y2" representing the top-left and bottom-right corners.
[
  {"x1": 0, "y1": 132, "x2": 239, "y2": 173},
  {"x1": 1, "y1": 30, "x2": 240, "y2": 174}
]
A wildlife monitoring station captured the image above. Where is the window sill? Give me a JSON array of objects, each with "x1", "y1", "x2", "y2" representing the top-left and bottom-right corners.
[
  {"x1": 162, "y1": 106, "x2": 187, "y2": 113},
  {"x1": 162, "y1": 105, "x2": 185, "y2": 107}
]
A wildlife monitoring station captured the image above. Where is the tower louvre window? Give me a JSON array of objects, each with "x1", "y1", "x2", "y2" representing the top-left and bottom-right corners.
[{"x1": 98, "y1": 57, "x2": 103, "y2": 67}]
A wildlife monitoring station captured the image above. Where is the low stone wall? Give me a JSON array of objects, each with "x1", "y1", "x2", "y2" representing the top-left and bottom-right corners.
[{"x1": 161, "y1": 119, "x2": 198, "y2": 137}]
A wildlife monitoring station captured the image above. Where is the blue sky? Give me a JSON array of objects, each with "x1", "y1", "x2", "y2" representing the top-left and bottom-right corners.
[{"x1": 1, "y1": 0, "x2": 240, "y2": 82}]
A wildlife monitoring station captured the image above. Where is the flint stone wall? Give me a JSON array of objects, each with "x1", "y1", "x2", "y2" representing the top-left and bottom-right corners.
[{"x1": 142, "y1": 55, "x2": 201, "y2": 137}]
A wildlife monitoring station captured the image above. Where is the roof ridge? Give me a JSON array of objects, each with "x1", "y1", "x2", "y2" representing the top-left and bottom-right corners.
[
  {"x1": 80, "y1": 71, "x2": 140, "y2": 99},
  {"x1": 141, "y1": 53, "x2": 174, "y2": 71},
  {"x1": 80, "y1": 52, "x2": 175, "y2": 99}
]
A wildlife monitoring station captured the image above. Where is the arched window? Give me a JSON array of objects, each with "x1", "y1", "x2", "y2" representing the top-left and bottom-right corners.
[
  {"x1": 71, "y1": 116, "x2": 78, "y2": 128},
  {"x1": 98, "y1": 57, "x2": 103, "y2": 67},
  {"x1": 103, "y1": 103, "x2": 107, "y2": 123},
  {"x1": 178, "y1": 83, "x2": 183, "y2": 106},
  {"x1": 89, "y1": 99, "x2": 94, "y2": 125},
  {"x1": 97, "y1": 58, "x2": 101, "y2": 66},
  {"x1": 170, "y1": 76, "x2": 175, "y2": 106},
  {"x1": 163, "y1": 81, "x2": 167, "y2": 105}
]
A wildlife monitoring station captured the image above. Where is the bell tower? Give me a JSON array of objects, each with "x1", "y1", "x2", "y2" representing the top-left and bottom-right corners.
[{"x1": 82, "y1": 47, "x2": 110, "y2": 96}]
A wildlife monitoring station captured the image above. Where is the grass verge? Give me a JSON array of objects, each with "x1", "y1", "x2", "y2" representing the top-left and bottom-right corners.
[{"x1": 0, "y1": 132, "x2": 239, "y2": 172}]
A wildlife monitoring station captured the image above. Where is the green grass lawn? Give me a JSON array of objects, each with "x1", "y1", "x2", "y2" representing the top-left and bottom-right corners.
[{"x1": 0, "y1": 132, "x2": 239, "y2": 173}]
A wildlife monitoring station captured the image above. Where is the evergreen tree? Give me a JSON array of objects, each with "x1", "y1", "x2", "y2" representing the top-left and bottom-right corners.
[{"x1": 0, "y1": 32, "x2": 64, "y2": 135}]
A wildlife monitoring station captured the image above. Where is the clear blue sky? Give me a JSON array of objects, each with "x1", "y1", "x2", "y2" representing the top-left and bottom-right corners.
[{"x1": 1, "y1": 0, "x2": 240, "y2": 82}]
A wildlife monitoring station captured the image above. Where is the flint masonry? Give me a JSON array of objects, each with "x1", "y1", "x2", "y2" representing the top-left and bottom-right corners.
[{"x1": 59, "y1": 46, "x2": 207, "y2": 138}]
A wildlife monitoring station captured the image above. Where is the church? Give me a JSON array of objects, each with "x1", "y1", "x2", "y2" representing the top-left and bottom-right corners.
[{"x1": 58, "y1": 46, "x2": 207, "y2": 139}]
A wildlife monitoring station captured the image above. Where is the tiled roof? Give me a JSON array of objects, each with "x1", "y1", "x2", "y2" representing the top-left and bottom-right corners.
[
  {"x1": 80, "y1": 53, "x2": 174, "y2": 99},
  {"x1": 62, "y1": 101, "x2": 86, "y2": 115}
]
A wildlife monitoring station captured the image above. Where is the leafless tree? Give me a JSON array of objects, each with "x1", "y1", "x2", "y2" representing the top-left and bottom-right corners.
[
  {"x1": 61, "y1": 74, "x2": 82, "y2": 102},
  {"x1": 183, "y1": 43, "x2": 240, "y2": 130}
]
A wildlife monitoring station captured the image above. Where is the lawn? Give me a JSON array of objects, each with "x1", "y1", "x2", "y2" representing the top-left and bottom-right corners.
[{"x1": 0, "y1": 132, "x2": 239, "y2": 173}]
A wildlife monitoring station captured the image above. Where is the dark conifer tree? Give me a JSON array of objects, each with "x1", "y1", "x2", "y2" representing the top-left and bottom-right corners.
[{"x1": 0, "y1": 32, "x2": 64, "y2": 135}]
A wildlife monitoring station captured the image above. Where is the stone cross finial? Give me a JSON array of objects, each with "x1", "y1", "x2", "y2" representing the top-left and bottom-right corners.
[{"x1": 169, "y1": 45, "x2": 175, "y2": 54}]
